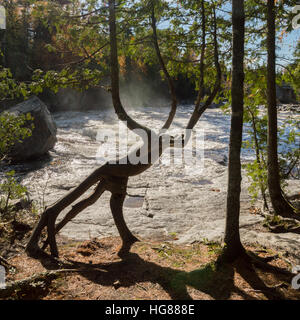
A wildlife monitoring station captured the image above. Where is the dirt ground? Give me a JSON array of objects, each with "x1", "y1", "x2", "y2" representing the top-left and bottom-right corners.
[{"x1": 1, "y1": 236, "x2": 300, "y2": 300}]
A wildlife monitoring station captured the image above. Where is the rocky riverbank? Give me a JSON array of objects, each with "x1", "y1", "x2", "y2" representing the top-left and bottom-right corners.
[{"x1": 277, "y1": 104, "x2": 300, "y2": 112}]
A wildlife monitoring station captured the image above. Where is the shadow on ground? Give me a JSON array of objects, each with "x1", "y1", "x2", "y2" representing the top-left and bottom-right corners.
[{"x1": 36, "y1": 247, "x2": 290, "y2": 300}]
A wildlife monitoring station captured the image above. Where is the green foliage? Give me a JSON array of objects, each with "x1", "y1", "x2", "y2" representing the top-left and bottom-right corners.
[
  {"x1": 244, "y1": 160, "x2": 268, "y2": 202},
  {"x1": 0, "y1": 111, "x2": 34, "y2": 160},
  {"x1": 30, "y1": 67, "x2": 105, "y2": 93},
  {"x1": 242, "y1": 67, "x2": 300, "y2": 206},
  {"x1": 201, "y1": 238, "x2": 223, "y2": 255},
  {"x1": 263, "y1": 214, "x2": 290, "y2": 230},
  {"x1": 278, "y1": 116, "x2": 300, "y2": 179},
  {"x1": 244, "y1": 112, "x2": 299, "y2": 205},
  {"x1": 279, "y1": 43, "x2": 300, "y2": 101},
  {"x1": 0, "y1": 170, "x2": 27, "y2": 214},
  {"x1": 0, "y1": 67, "x2": 30, "y2": 101},
  {"x1": 0, "y1": 109, "x2": 33, "y2": 216}
]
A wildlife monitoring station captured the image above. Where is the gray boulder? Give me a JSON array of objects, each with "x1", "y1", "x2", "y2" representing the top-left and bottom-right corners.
[{"x1": 7, "y1": 96, "x2": 57, "y2": 161}]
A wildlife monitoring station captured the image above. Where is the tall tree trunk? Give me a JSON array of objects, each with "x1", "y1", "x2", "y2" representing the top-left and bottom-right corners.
[
  {"x1": 0, "y1": 30, "x2": 5, "y2": 66},
  {"x1": 186, "y1": 5, "x2": 221, "y2": 130},
  {"x1": 196, "y1": 0, "x2": 206, "y2": 103},
  {"x1": 266, "y1": 0, "x2": 295, "y2": 216},
  {"x1": 150, "y1": 0, "x2": 177, "y2": 130},
  {"x1": 222, "y1": 0, "x2": 245, "y2": 262}
]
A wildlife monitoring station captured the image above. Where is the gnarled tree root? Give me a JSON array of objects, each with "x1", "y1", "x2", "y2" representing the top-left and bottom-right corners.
[
  {"x1": 26, "y1": 172, "x2": 139, "y2": 259},
  {"x1": 218, "y1": 248, "x2": 292, "y2": 276},
  {"x1": 41, "y1": 180, "x2": 107, "y2": 251},
  {"x1": 0, "y1": 255, "x2": 12, "y2": 269}
]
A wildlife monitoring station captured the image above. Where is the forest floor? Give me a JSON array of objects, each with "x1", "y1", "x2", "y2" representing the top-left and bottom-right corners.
[{"x1": 1, "y1": 234, "x2": 300, "y2": 300}]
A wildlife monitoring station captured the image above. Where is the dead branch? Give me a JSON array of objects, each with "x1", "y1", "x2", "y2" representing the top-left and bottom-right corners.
[{"x1": 0, "y1": 268, "x2": 97, "y2": 299}]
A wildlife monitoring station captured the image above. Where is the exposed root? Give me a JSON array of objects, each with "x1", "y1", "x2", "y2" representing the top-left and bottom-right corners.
[
  {"x1": 26, "y1": 166, "x2": 108, "y2": 257},
  {"x1": 246, "y1": 251, "x2": 292, "y2": 276},
  {"x1": 42, "y1": 180, "x2": 107, "y2": 250},
  {"x1": 218, "y1": 247, "x2": 292, "y2": 277},
  {"x1": 26, "y1": 176, "x2": 139, "y2": 259},
  {"x1": 0, "y1": 255, "x2": 13, "y2": 269},
  {"x1": 268, "y1": 224, "x2": 300, "y2": 234},
  {"x1": 117, "y1": 236, "x2": 140, "y2": 258},
  {"x1": 251, "y1": 253, "x2": 279, "y2": 263},
  {"x1": 55, "y1": 180, "x2": 106, "y2": 234}
]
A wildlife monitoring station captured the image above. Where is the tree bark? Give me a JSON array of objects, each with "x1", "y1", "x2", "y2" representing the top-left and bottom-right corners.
[
  {"x1": 109, "y1": 0, "x2": 152, "y2": 137},
  {"x1": 222, "y1": 0, "x2": 246, "y2": 262},
  {"x1": 195, "y1": 0, "x2": 206, "y2": 105},
  {"x1": 186, "y1": 5, "x2": 221, "y2": 131},
  {"x1": 266, "y1": 0, "x2": 295, "y2": 216},
  {"x1": 150, "y1": 0, "x2": 177, "y2": 130}
]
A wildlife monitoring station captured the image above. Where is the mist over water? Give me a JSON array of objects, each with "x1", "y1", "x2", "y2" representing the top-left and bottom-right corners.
[{"x1": 50, "y1": 76, "x2": 170, "y2": 112}]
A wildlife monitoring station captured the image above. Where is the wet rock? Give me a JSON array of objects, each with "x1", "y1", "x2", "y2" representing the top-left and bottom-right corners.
[
  {"x1": 207, "y1": 153, "x2": 228, "y2": 166},
  {"x1": 277, "y1": 104, "x2": 300, "y2": 113},
  {"x1": 276, "y1": 83, "x2": 297, "y2": 104},
  {"x1": 7, "y1": 96, "x2": 57, "y2": 162}
]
